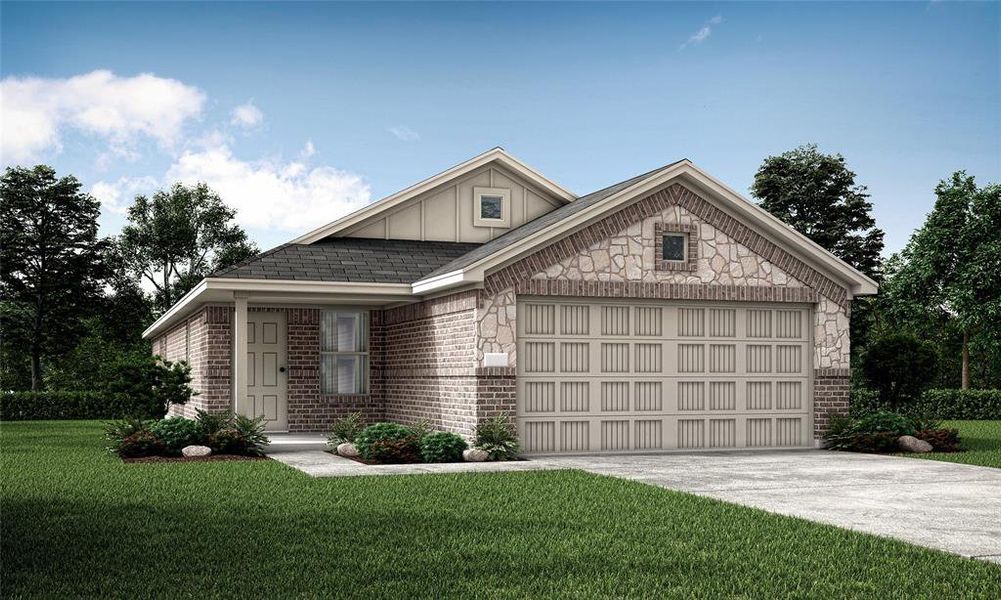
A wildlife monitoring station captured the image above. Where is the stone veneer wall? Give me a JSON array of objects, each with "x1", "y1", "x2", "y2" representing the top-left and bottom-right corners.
[{"x1": 476, "y1": 182, "x2": 855, "y2": 438}]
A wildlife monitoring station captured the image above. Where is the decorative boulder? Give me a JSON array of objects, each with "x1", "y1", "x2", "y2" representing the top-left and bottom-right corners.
[
  {"x1": 897, "y1": 435, "x2": 933, "y2": 453},
  {"x1": 337, "y1": 442, "x2": 360, "y2": 458},
  {"x1": 463, "y1": 448, "x2": 489, "y2": 462},
  {"x1": 181, "y1": 445, "x2": 212, "y2": 458}
]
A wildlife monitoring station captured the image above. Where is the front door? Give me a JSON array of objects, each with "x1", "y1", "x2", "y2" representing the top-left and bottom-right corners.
[{"x1": 246, "y1": 311, "x2": 288, "y2": 431}]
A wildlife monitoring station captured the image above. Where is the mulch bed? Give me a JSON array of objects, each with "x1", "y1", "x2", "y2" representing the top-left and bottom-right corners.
[{"x1": 123, "y1": 454, "x2": 271, "y2": 464}]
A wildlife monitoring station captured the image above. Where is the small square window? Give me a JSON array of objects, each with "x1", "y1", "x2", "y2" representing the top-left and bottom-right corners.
[
  {"x1": 480, "y1": 195, "x2": 503, "y2": 220},
  {"x1": 662, "y1": 234, "x2": 687, "y2": 261},
  {"x1": 473, "y1": 187, "x2": 511, "y2": 228}
]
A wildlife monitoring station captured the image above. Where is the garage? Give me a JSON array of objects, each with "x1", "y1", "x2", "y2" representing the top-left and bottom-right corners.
[{"x1": 516, "y1": 297, "x2": 813, "y2": 454}]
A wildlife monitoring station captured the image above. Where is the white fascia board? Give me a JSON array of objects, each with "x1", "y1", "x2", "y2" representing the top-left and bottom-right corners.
[
  {"x1": 142, "y1": 278, "x2": 415, "y2": 339},
  {"x1": 290, "y1": 148, "x2": 576, "y2": 245},
  {"x1": 412, "y1": 160, "x2": 878, "y2": 297},
  {"x1": 410, "y1": 270, "x2": 468, "y2": 294}
]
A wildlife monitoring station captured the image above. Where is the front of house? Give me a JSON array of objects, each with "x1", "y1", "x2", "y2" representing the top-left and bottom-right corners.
[{"x1": 144, "y1": 148, "x2": 876, "y2": 454}]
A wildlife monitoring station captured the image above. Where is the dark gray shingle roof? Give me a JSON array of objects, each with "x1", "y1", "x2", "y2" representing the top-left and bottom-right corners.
[
  {"x1": 211, "y1": 238, "x2": 483, "y2": 284},
  {"x1": 421, "y1": 160, "x2": 683, "y2": 280}
]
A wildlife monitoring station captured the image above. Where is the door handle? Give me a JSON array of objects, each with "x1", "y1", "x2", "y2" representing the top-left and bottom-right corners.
[{"x1": 279, "y1": 366, "x2": 286, "y2": 373}]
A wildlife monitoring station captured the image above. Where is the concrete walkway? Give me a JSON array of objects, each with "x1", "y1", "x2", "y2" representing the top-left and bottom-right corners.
[{"x1": 269, "y1": 448, "x2": 1001, "y2": 563}]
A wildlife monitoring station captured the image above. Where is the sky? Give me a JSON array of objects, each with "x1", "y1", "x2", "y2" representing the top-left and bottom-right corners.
[{"x1": 2, "y1": 1, "x2": 998, "y2": 255}]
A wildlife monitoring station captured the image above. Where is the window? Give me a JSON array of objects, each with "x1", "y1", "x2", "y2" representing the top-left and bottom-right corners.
[
  {"x1": 473, "y1": 187, "x2": 511, "y2": 228},
  {"x1": 662, "y1": 234, "x2": 687, "y2": 261},
  {"x1": 320, "y1": 310, "x2": 368, "y2": 394}
]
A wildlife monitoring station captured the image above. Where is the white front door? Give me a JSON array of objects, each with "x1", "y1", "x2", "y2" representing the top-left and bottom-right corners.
[{"x1": 245, "y1": 311, "x2": 288, "y2": 431}]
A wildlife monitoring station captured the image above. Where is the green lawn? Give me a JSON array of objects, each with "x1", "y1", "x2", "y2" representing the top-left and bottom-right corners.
[
  {"x1": 900, "y1": 420, "x2": 1001, "y2": 468},
  {"x1": 2, "y1": 422, "x2": 998, "y2": 599}
]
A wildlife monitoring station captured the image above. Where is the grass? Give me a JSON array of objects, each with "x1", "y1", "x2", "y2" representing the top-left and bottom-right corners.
[
  {"x1": 901, "y1": 420, "x2": 1001, "y2": 469},
  {"x1": 2, "y1": 421, "x2": 999, "y2": 599}
]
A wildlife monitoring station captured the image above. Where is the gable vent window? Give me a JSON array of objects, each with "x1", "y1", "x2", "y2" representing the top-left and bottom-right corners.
[
  {"x1": 473, "y1": 187, "x2": 511, "y2": 228},
  {"x1": 655, "y1": 222, "x2": 699, "y2": 272},
  {"x1": 320, "y1": 310, "x2": 369, "y2": 395},
  {"x1": 662, "y1": 234, "x2": 687, "y2": 261}
]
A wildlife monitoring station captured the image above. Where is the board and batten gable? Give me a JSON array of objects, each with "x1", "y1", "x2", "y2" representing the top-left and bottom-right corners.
[{"x1": 334, "y1": 164, "x2": 565, "y2": 243}]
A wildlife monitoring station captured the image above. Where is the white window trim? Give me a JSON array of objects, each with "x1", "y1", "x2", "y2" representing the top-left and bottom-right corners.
[
  {"x1": 320, "y1": 309, "x2": 370, "y2": 395},
  {"x1": 473, "y1": 186, "x2": 511, "y2": 228}
]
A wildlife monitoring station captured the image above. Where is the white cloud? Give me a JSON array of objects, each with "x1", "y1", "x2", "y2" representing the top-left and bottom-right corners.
[
  {"x1": 165, "y1": 142, "x2": 371, "y2": 230},
  {"x1": 90, "y1": 175, "x2": 160, "y2": 216},
  {"x1": 679, "y1": 15, "x2": 724, "y2": 51},
  {"x1": 230, "y1": 101, "x2": 263, "y2": 128},
  {"x1": 388, "y1": 125, "x2": 420, "y2": 142},
  {"x1": 1, "y1": 70, "x2": 205, "y2": 164},
  {"x1": 301, "y1": 139, "x2": 317, "y2": 158}
]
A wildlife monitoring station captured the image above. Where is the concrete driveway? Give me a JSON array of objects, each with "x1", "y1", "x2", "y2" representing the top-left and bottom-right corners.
[{"x1": 549, "y1": 451, "x2": 1001, "y2": 563}]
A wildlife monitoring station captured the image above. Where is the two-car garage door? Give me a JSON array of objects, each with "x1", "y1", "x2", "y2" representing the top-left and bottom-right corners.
[{"x1": 516, "y1": 298, "x2": 813, "y2": 454}]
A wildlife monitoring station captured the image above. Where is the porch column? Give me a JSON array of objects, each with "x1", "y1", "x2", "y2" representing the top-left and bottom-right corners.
[{"x1": 232, "y1": 293, "x2": 249, "y2": 416}]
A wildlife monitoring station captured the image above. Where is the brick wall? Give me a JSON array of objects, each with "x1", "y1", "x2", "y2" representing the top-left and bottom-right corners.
[
  {"x1": 381, "y1": 291, "x2": 484, "y2": 437},
  {"x1": 814, "y1": 368, "x2": 851, "y2": 439},
  {"x1": 159, "y1": 305, "x2": 231, "y2": 419}
]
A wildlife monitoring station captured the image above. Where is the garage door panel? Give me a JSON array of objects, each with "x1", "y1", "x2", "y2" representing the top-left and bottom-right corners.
[{"x1": 518, "y1": 298, "x2": 812, "y2": 454}]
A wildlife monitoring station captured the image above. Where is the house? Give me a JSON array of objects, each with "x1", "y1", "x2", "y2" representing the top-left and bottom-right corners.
[{"x1": 144, "y1": 148, "x2": 876, "y2": 454}]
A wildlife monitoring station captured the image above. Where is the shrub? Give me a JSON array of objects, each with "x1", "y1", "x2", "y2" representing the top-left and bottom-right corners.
[
  {"x1": 851, "y1": 387, "x2": 1001, "y2": 420},
  {"x1": 355, "y1": 423, "x2": 419, "y2": 462},
  {"x1": 118, "y1": 431, "x2": 165, "y2": 458},
  {"x1": 419, "y1": 431, "x2": 468, "y2": 463},
  {"x1": 194, "y1": 409, "x2": 231, "y2": 437},
  {"x1": 474, "y1": 414, "x2": 520, "y2": 461},
  {"x1": 150, "y1": 417, "x2": 204, "y2": 455},
  {"x1": 861, "y1": 334, "x2": 938, "y2": 408},
  {"x1": 102, "y1": 354, "x2": 196, "y2": 419},
  {"x1": 368, "y1": 437, "x2": 420, "y2": 464},
  {"x1": 104, "y1": 418, "x2": 163, "y2": 458},
  {"x1": 407, "y1": 418, "x2": 433, "y2": 441},
  {"x1": 327, "y1": 412, "x2": 364, "y2": 447},
  {"x1": 824, "y1": 411, "x2": 917, "y2": 452},
  {"x1": 207, "y1": 415, "x2": 269, "y2": 456},
  {"x1": 1, "y1": 391, "x2": 141, "y2": 421},
  {"x1": 916, "y1": 428, "x2": 961, "y2": 453},
  {"x1": 917, "y1": 389, "x2": 1001, "y2": 420}
]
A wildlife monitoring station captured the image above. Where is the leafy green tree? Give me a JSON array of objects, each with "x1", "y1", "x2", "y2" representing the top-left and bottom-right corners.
[
  {"x1": 880, "y1": 172, "x2": 1001, "y2": 389},
  {"x1": 751, "y1": 144, "x2": 885, "y2": 277},
  {"x1": 0, "y1": 165, "x2": 109, "y2": 390},
  {"x1": 861, "y1": 334, "x2": 938, "y2": 408},
  {"x1": 119, "y1": 182, "x2": 258, "y2": 314},
  {"x1": 751, "y1": 144, "x2": 886, "y2": 353}
]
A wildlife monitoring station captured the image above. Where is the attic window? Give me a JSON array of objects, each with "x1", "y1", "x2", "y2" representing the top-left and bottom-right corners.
[
  {"x1": 655, "y1": 222, "x2": 698, "y2": 272},
  {"x1": 662, "y1": 234, "x2": 686, "y2": 261},
  {"x1": 473, "y1": 187, "x2": 511, "y2": 228}
]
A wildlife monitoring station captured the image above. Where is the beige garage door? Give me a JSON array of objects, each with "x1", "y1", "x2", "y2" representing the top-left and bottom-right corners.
[{"x1": 516, "y1": 298, "x2": 813, "y2": 454}]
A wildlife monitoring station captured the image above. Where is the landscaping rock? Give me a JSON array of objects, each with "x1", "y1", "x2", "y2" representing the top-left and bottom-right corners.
[
  {"x1": 897, "y1": 435, "x2": 933, "y2": 453},
  {"x1": 463, "y1": 448, "x2": 489, "y2": 462},
  {"x1": 337, "y1": 442, "x2": 360, "y2": 458},
  {"x1": 181, "y1": 445, "x2": 212, "y2": 458}
]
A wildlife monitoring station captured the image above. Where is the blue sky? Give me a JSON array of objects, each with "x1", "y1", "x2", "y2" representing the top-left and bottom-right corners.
[{"x1": 2, "y1": 1, "x2": 998, "y2": 255}]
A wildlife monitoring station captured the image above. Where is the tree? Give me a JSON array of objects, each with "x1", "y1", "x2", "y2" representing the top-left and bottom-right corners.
[
  {"x1": 880, "y1": 172, "x2": 1001, "y2": 389},
  {"x1": 118, "y1": 182, "x2": 258, "y2": 314},
  {"x1": 751, "y1": 144, "x2": 885, "y2": 277},
  {"x1": 0, "y1": 165, "x2": 109, "y2": 390},
  {"x1": 861, "y1": 334, "x2": 938, "y2": 408}
]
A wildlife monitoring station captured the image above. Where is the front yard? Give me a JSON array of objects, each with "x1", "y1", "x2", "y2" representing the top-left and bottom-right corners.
[
  {"x1": 2, "y1": 421, "x2": 999, "y2": 598},
  {"x1": 899, "y1": 420, "x2": 1001, "y2": 468}
]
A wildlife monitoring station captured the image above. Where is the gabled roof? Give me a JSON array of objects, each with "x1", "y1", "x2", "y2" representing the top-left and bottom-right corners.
[
  {"x1": 211, "y1": 238, "x2": 483, "y2": 284},
  {"x1": 290, "y1": 147, "x2": 576, "y2": 244},
  {"x1": 413, "y1": 159, "x2": 878, "y2": 297}
]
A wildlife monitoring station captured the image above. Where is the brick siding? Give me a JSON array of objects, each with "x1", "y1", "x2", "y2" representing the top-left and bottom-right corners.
[{"x1": 813, "y1": 368, "x2": 851, "y2": 439}]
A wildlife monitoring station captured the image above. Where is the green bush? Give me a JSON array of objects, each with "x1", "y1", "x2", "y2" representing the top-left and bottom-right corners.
[
  {"x1": 861, "y1": 334, "x2": 938, "y2": 408},
  {"x1": 355, "y1": 423, "x2": 419, "y2": 463},
  {"x1": 1, "y1": 391, "x2": 143, "y2": 421},
  {"x1": 232, "y1": 414, "x2": 269, "y2": 457},
  {"x1": 327, "y1": 412, "x2": 364, "y2": 447},
  {"x1": 194, "y1": 408, "x2": 231, "y2": 437},
  {"x1": 852, "y1": 387, "x2": 1001, "y2": 420},
  {"x1": 150, "y1": 417, "x2": 204, "y2": 455},
  {"x1": 419, "y1": 431, "x2": 468, "y2": 463},
  {"x1": 474, "y1": 414, "x2": 520, "y2": 461},
  {"x1": 104, "y1": 418, "x2": 163, "y2": 458},
  {"x1": 825, "y1": 410, "x2": 917, "y2": 452},
  {"x1": 103, "y1": 354, "x2": 195, "y2": 419}
]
